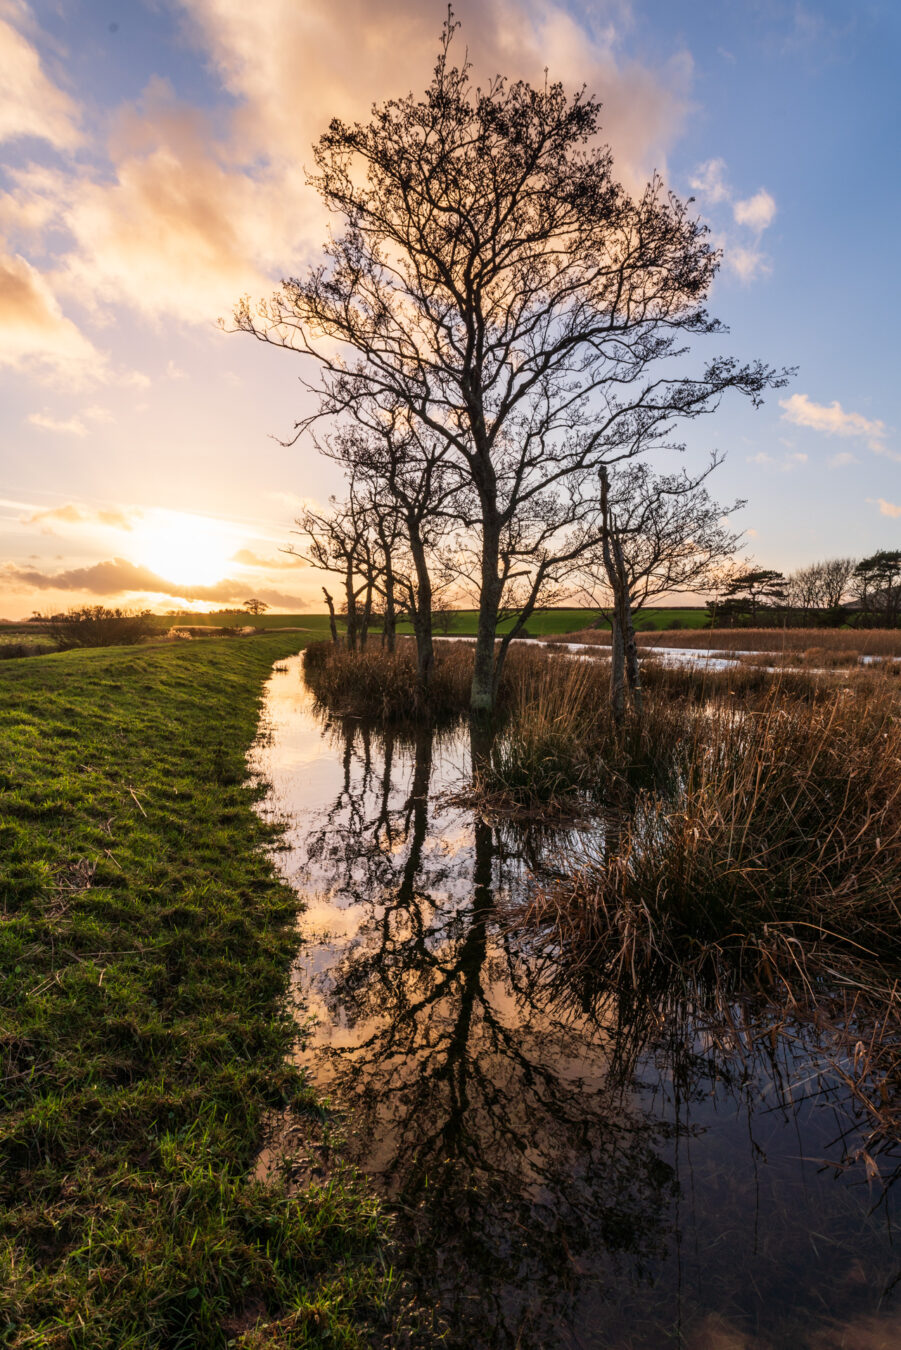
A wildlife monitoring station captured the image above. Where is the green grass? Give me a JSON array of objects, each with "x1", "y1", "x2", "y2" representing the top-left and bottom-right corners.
[
  {"x1": 152, "y1": 609, "x2": 708, "y2": 636},
  {"x1": 0, "y1": 637, "x2": 403, "y2": 1348},
  {"x1": 397, "y1": 608, "x2": 707, "y2": 636},
  {"x1": 148, "y1": 614, "x2": 337, "y2": 634}
]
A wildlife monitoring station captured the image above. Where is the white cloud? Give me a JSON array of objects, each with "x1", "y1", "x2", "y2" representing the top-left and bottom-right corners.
[
  {"x1": 828, "y1": 451, "x2": 857, "y2": 468},
  {"x1": 689, "y1": 158, "x2": 730, "y2": 204},
  {"x1": 0, "y1": 5, "x2": 81, "y2": 149},
  {"x1": 689, "y1": 161, "x2": 776, "y2": 282},
  {"x1": 747, "y1": 449, "x2": 807, "y2": 472},
  {"x1": 780, "y1": 393, "x2": 895, "y2": 457},
  {"x1": 727, "y1": 245, "x2": 770, "y2": 283},
  {"x1": 27, "y1": 410, "x2": 87, "y2": 436},
  {"x1": 733, "y1": 188, "x2": 776, "y2": 232},
  {"x1": 872, "y1": 498, "x2": 901, "y2": 519}
]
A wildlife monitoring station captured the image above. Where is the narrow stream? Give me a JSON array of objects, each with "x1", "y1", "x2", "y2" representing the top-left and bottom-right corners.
[{"x1": 251, "y1": 655, "x2": 901, "y2": 1350}]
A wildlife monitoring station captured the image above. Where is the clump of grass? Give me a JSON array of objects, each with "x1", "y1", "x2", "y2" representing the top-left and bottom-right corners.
[
  {"x1": 474, "y1": 654, "x2": 696, "y2": 812},
  {"x1": 0, "y1": 638, "x2": 403, "y2": 1347},
  {"x1": 479, "y1": 655, "x2": 603, "y2": 809},
  {"x1": 0, "y1": 641, "x2": 48, "y2": 660},
  {"x1": 303, "y1": 639, "x2": 473, "y2": 722},
  {"x1": 527, "y1": 678, "x2": 901, "y2": 953}
]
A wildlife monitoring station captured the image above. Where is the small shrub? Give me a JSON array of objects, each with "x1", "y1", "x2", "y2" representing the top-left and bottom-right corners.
[
  {"x1": 0, "y1": 642, "x2": 46, "y2": 661},
  {"x1": 41, "y1": 606, "x2": 156, "y2": 648}
]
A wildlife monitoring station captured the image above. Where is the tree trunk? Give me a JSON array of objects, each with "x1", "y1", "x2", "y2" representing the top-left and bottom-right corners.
[
  {"x1": 610, "y1": 617, "x2": 626, "y2": 726},
  {"x1": 359, "y1": 581, "x2": 373, "y2": 651},
  {"x1": 322, "y1": 588, "x2": 339, "y2": 645},
  {"x1": 600, "y1": 469, "x2": 626, "y2": 725},
  {"x1": 383, "y1": 560, "x2": 397, "y2": 653},
  {"x1": 471, "y1": 523, "x2": 502, "y2": 716},
  {"x1": 612, "y1": 530, "x2": 642, "y2": 719},
  {"x1": 344, "y1": 563, "x2": 358, "y2": 652},
  {"x1": 408, "y1": 522, "x2": 434, "y2": 710}
]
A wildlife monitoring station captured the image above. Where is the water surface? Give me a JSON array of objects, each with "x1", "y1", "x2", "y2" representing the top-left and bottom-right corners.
[{"x1": 252, "y1": 656, "x2": 901, "y2": 1350}]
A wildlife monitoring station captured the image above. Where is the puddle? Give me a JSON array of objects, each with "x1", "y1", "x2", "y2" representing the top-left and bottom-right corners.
[{"x1": 251, "y1": 655, "x2": 901, "y2": 1349}]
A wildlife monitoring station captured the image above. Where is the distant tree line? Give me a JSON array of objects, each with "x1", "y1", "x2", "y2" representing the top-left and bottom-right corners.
[{"x1": 709, "y1": 551, "x2": 901, "y2": 628}]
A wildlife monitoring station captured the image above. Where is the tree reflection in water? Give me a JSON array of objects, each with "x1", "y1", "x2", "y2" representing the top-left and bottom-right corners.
[{"x1": 259, "y1": 667, "x2": 900, "y2": 1350}]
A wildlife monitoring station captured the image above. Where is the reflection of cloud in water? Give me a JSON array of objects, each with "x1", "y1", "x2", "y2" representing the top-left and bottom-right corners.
[{"x1": 252, "y1": 656, "x2": 901, "y2": 1350}]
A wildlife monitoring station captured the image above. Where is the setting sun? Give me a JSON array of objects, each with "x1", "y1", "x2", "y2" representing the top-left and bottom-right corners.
[{"x1": 130, "y1": 510, "x2": 241, "y2": 587}]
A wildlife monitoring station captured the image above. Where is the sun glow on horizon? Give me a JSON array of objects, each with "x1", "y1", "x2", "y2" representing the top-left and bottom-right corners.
[{"x1": 130, "y1": 510, "x2": 243, "y2": 587}]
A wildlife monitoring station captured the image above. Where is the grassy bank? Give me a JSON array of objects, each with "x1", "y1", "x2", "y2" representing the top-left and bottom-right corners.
[{"x1": 0, "y1": 638, "x2": 401, "y2": 1348}]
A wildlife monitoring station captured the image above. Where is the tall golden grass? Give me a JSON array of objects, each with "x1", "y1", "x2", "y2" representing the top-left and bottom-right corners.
[
  {"x1": 524, "y1": 676, "x2": 901, "y2": 948},
  {"x1": 554, "y1": 625, "x2": 901, "y2": 658},
  {"x1": 303, "y1": 638, "x2": 474, "y2": 720}
]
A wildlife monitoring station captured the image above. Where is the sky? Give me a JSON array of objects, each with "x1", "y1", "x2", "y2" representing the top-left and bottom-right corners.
[{"x1": 0, "y1": 0, "x2": 898, "y2": 617}]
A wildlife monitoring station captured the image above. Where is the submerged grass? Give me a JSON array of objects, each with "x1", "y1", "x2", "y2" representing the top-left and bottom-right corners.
[{"x1": 0, "y1": 638, "x2": 404, "y2": 1348}]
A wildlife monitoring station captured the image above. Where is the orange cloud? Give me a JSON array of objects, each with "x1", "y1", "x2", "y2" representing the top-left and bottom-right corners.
[
  {"x1": 0, "y1": 246, "x2": 100, "y2": 377},
  {"x1": 231, "y1": 547, "x2": 305, "y2": 569},
  {"x1": 23, "y1": 503, "x2": 134, "y2": 530},
  {"x1": 183, "y1": 0, "x2": 691, "y2": 194},
  {"x1": 0, "y1": 555, "x2": 305, "y2": 606},
  {"x1": 31, "y1": 1, "x2": 690, "y2": 325}
]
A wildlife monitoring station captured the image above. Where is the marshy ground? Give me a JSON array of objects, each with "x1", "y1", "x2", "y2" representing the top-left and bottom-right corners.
[{"x1": 291, "y1": 635, "x2": 901, "y2": 1348}]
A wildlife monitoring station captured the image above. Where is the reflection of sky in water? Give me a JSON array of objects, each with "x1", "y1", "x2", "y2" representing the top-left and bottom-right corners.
[{"x1": 251, "y1": 656, "x2": 901, "y2": 1350}]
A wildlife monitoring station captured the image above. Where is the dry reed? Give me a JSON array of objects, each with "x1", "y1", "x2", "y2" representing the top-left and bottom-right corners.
[{"x1": 554, "y1": 625, "x2": 901, "y2": 659}]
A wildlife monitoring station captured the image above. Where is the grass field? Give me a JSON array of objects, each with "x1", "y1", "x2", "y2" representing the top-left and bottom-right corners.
[
  {"x1": 151, "y1": 607, "x2": 709, "y2": 636},
  {"x1": 0, "y1": 637, "x2": 403, "y2": 1348}
]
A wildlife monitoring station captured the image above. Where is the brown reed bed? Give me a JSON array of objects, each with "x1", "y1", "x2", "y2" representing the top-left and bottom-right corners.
[
  {"x1": 552, "y1": 624, "x2": 901, "y2": 659},
  {"x1": 524, "y1": 677, "x2": 901, "y2": 949},
  {"x1": 302, "y1": 637, "x2": 474, "y2": 721}
]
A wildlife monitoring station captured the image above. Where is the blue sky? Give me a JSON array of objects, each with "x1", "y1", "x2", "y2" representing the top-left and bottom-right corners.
[{"x1": 0, "y1": 0, "x2": 898, "y2": 616}]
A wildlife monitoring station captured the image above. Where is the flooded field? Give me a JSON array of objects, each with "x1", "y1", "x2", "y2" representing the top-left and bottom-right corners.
[{"x1": 251, "y1": 655, "x2": 901, "y2": 1349}]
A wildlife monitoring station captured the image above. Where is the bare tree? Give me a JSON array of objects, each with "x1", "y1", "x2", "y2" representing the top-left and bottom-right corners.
[
  {"x1": 327, "y1": 416, "x2": 463, "y2": 699},
  {"x1": 577, "y1": 459, "x2": 742, "y2": 719},
  {"x1": 234, "y1": 17, "x2": 790, "y2": 714},
  {"x1": 818, "y1": 557, "x2": 857, "y2": 619},
  {"x1": 295, "y1": 501, "x2": 371, "y2": 650},
  {"x1": 785, "y1": 557, "x2": 857, "y2": 626}
]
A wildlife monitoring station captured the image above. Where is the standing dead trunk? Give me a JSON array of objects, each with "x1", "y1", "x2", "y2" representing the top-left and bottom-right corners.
[
  {"x1": 611, "y1": 529, "x2": 642, "y2": 719},
  {"x1": 322, "y1": 588, "x2": 339, "y2": 645},
  {"x1": 343, "y1": 562, "x2": 358, "y2": 652},
  {"x1": 600, "y1": 469, "x2": 626, "y2": 725}
]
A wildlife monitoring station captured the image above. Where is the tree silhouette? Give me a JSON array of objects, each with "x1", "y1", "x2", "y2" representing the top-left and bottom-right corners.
[{"x1": 234, "y1": 15, "x2": 790, "y2": 713}]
